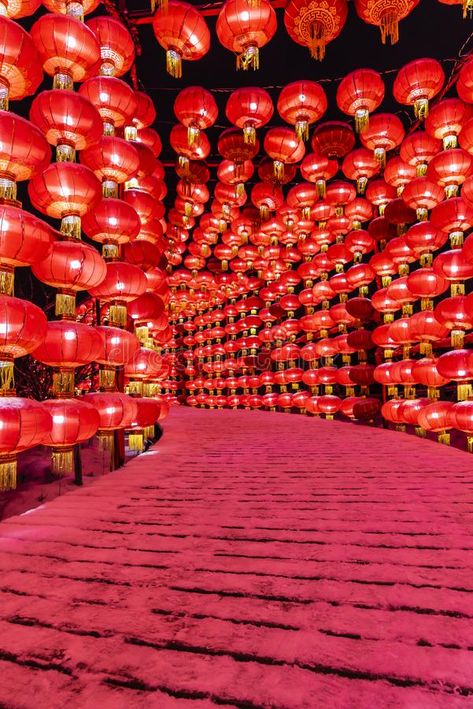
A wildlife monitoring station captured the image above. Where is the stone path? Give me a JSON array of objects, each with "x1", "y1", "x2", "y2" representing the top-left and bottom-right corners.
[{"x1": 0, "y1": 407, "x2": 472, "y2": 707}]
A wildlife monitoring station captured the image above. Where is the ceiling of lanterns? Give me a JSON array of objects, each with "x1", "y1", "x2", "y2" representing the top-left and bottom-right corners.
[{"x1": 119, "y1": 0, "x2": 473, "y2": 316}]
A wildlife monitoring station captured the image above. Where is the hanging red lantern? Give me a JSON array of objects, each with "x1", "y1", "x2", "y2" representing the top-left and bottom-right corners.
[
  {"x1": 336, "y1": 69, "x2": 385, "y2": 132},
  {"x1": 277, "y1": 81, "x2": 327, "y2": 141},
  {"x1": 0, "y1": 206, "x2": 54, "y2": 294},
  {"x1": 311, "y1": 120, "x2": 355, "y2": 158},
  {"x1": 31, "y1": 13, "x2": 100, "y2": 89},
  {"x1": 400, "y1": 130, "x2": 442, "y2": 177},
  {"x1": 425, "y1": 98, "x2": 470, "y2": 149},
  {"x1": 86, "y1": 16, "x2": 135, "y2": 78},
  {"x1": 80, "y1": 136, "x2": 140, "y2": 188},
  {"x1": 284, "y1": 0, "x2": 348, "y2": 60},
  {"x1": 216, "y1": 0, "x2": 277, "y2": 70},
  {"x1": 300, "y1": 152, "x2": 337, "y2": 198},
  {"x1": 174, "y1": 86, "x2": 218, "y2": 147},
  {"x1": 226, "y1": 87, "x2": 273, "y2": 145},
  {"x1": 342, "y1": 148, "x2": 380, "y2": 194},
  {"x1": 30, "y1": 90, "x2": 102, "y2": 163},
  {"x1": 393, "y1": 58, "x2": 445, "y2": 119},
  {"x1": 33, "y1": 241, "x2": 107, "y2": 318},
  {"x1": 360, "y1": 113, "x2": 405, "y2": 166},
  {"x1": 152, "y1": 1, "x2": 210, "y2": 78},
  {"x1": 354, "y1": 0, "x2": 420, "y2": 44},
  {"x1": 79, "y1": 76, "x2": 137, "y2": 135},
  {"x1": 82, "y1": 198, "x2": 141, "y2": 250},
  {"x1": 42, "y1": 398, "x2": 99, "y2": 476},
  {"x1": 0, "y1": 16, "x2": 43, "y2": 110},
  {"x1": 0, "y1": 398, "x2": 51, "y2": 490},
  {"x1": 384, "y1": 156, "x2": 416, "y2": 195},
  {"x1": 264, "y1": 127, "x2": 305, "y2": 181},
  {"x1": 28, "y1": 163, "x2": 101, "y2": 238},
  {"x1": 427, "y1": 148, "x2": 473, "y2": 198},
  {"x1": 89, "y1": 262, "x2": 148, "y2": 327},
  {"x1": 402, "y1": 177, "x2": 444, "y2": 221},
  {"x1": 0, "y1": 112, "x2": 50, "y2": 203}
]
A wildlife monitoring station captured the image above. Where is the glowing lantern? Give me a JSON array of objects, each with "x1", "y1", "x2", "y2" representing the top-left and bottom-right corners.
[
  {"x1": 354, "y1": 0, "x2": 419, "y2": 44},
  {"x1": 336, "y1": 68, "x2": 384, "y2": 132},
  {"x1": 216, "y1": 0, "x2": 277, "y2": 70},
  {"x1": 174, "y1": 86, "x2": 218, "y2": 146},
  {"x1": 226, "y1": 87, "x2": 273, "y2": 145},
  {"x1": 152, "y1": 1, "x2": 210, "y2": 78},
  {"x1": 86, "y1": 16, "x2": 135, "y2": 77},
  {"x1": 42, "y1": 398, "x2": 99, "y2": 476},
  {"x1": 393, "y1": 58, "x2": 444, "y2": 119},
  {"x1": 277, "y1": 80, "x2": 327, "y2": 140},
  {"x1": 284, "y1": 0, "x2": 348, "y2": 60},
  {"x1": 360, "y1": 112, "x2": 405, "y2": 166}
]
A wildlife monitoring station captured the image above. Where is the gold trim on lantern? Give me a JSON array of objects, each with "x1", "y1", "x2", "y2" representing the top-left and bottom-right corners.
[
  {"x1": 237, "y1": 45, "x2": 259, "y2": 71},
  {"x1": 56, "y1": 144, "x2": 76, "y2": 163},
  {"x1": 166, "y1": 49, "x2": 182, "y2": 78},
  {"x1": 51, "y1": 447, "x2": 74, "y2": 476},
  {"x1": 55, "y1": 292, "x2": 76, "y2": 319},
  {"x1": 52, "y1": 369, "x2": 75, "y2": 398},
  {"x1": 109, "y1": 303, "x2": 128, "y2": 328},
  {"x1": 0, "y1": 359, "x2": 14, "y2": 395},
  {"x1": 355, "y1": 108, "x2": 369, "y2": 133},
  {"x1": 129, "y1": 430, "x2": 144, "y2": 452},
  {"x1": 60, "y1": 214, "x2": 81, "y2": 240},
  {"x1": 53, "y1": 72, "x2": 73, "y2": 91},
  {"x1": 99, "y1": 366, "x2": 116, "y2": 391}
]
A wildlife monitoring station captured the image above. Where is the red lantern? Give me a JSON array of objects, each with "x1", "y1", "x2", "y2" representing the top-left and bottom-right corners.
[
  {"x1": 342, "y1": 148, "x2": 379, "y2": 194},
  {"x1": 152, "y1": 1, "x2": 210, "y2": 78},
  {"x1": 174, "y1": 86, "x2": 218, "y2": 147},
  {"x1": 83, "y1": 391, "x2": 138, "y2": 432},
  {"x1": 360, "y1": 113, "x2": 405, "y2": 166},
  {"x1": 226, "y1": 87, "x2": 273, "y2": 146},
  {"x1": 86, "y1": 15, "x2": 135, "y2": 78},
  {"x1": 284, "y1": 0, "x2": 348, "y2": 60},
  {"x1": 425, "y1": 98, "x2": 470, "y2": 149},
  {"x1": 0, "y1": 397, "x2": 51, "y2": 490},
  {"x1": 402, "y1": 177, "x2": 444, "y2": 221},
  {"x1": 264, "y1": 127, "x2": 305, "y2": 181},
  {"x1": 216, "y1": 0, "x2": 277, "y2": 70},
  {"x1": 354, "y1": 0, "x2": 420, "y2": 44},
  {"x1": 89, "y1": 262, "x2": 147, "y2": 327},
  {"x1": 30, "y1": 90, "x2": 102, "y2": 161},
  {"x1": 300, "y1": 152, "x2": 337, "y2": 198},
  {"x1": 31, "y1": 13, "x2": 100, "y2": 88},
  {"x1": 427, "y1": 148, "x2": 472, "y2": 198},
  {"x1": 277, "y1": 81, "x2": 327, "y2": 141},
  {"x1": 0, "y1": 112, "x2": 50, "y2": 203},
  {"x1": 79, "y1": 76, "x2": 137, "y2": 134},
  {"x1": 0, "y1": 16, "x2": 43, "y2": 109},
  {"x1": 42, "y1": 398, "x2": 99, "y2": 475},
  {"x1": 393, "y1": 58, "x2": 445, "y2": 119},
  {"x1": 336, "y1": 69, "x2": 384, "y2": 132},
  {"x1": 82, "y1": 198, "x2": 141, "y2": 249},
  {"x1": 400, "y1": 131, "x2": 442, "y2": 177}
]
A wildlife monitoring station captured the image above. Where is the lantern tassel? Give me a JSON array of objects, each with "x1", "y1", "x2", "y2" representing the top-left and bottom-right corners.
[
  {"x1": 414, "y1": 98, "x2": 429, "y2": 120},
  {"x1": 295, "y1": 120, "x2": 309, "y2": 141},
  {"x1": 273, "y1": 160, "x2": 285, "y2": 182},
  {"x1": 355, "y1": 109, "x2": 369, "y2": 133},
  {"x1": 55, "y1": 292, "x2": 76, "y2": 319},
  {"x1": 243, "y1": 125, "x2": 256, "y2": 145},
  {"x1": 0, "y1": 360, "x2": 14, "y2": 394},
  {"x1": 380, "y1": 12, "x2": 399, "y2": 44},
  {"x1": 316, "y1": 179, "x2": 326, "y2": 198},
  {"x1": 463, "y1": 0, "x2": 473, "y2": 18},
  {"x1": 308, "y1": 22, "x2": 326, "y2": 61},
  {"x1": 97, "y1": 431, "x2": 115, "y2": 471},
  {"x1": 51, "y1": 448, "x2": 74, "y2": 476},
  {"x1": 187, "y1": 125, "x2": 200, "y2": 147},
  {"x1": 237, "y1": 45, "x2": 259, "y2": 71},
  {"x1": 166, "y1": 49, "x2": 182, "y2": 79},
  {"x1": 0, "y1": 456, "x2": 16, "y2": 491},
  {"x1": 109, "y1": 303, "x2": 128, "y2": 328},
  {"x1": 99, "y1": 367, "x2": 116, "y2": 391},
  {"x1": 129, "y1": 431, "x2": 144, "y2": 452}
]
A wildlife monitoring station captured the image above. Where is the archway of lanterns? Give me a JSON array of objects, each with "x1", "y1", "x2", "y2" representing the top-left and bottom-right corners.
[{"x1": 0, "y1": 0, "x2": 473, "y2": 498}]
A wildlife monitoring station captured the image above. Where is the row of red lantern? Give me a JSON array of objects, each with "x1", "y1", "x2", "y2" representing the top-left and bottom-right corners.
[{"x1": 152, "y1": 0, "x2": 467, "y2": 77}]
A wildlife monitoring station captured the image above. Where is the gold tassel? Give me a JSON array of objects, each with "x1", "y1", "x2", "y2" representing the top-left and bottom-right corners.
[
  {"x1": 124, "y1": 125, "x2": 138, "y2": 142},
  {"x1": 302, "y1": 206, "x2": 311, "y2": 220},
  {"x1": 53, "y1": 72, "x2": 73, "y2": 90},
  {"x1": 126, "y1": 380, "x2": 143, "y2": 396},
  {"x1": 103, "y1": 243, "x2": 119, "y2": 260},
  {"x1": 166, "y1": 49, "x2": 182, "y2": 78},
  {"x1": 187, "y1": 125, "x2": 200, "y2": 147},
  {"x1": 414, "y1": 98, "x2": 429, "y2": 120},
  {"x1": 445, "y1": 184, "x2": 459, "y2": 199},
  {"x1": 97, "y1": 431, "x2": 115, "y2": 472},
  {"x1": 178, "y1": 155, "x2": 189, "y2": 176},
  {"x1": 450, "y1": 231, "x2": 464, "y2": 247},
  {"x1": 295, "y1": 120, "x2": 309, "y2": 141},
  {"x1": 451, "y1": 330, "x2": 465, "y2": 349},
  {"x1": 380, "y1": 13, "x2": 399, "y2": 44},
  {"x1": 316, "y1": 179, "x2": 326, "y2": 198},
  {"x1": 103, "y1": 180, "x2": 119, "y2": 198},
  {"x1": 273, "y1": 160, "x2": 284, "y2": 182},
  {"x1": 451, "y1": 283, "x2": 465, "y2": 296},
  {"x1": 457, "y1": 383, "x2": 472, "y2": 401},
  {"x1": 0, "y1": 86, "x2": 9, "y2": 112},
  {"x1": 443, "y1": 135, "x2": 458, "y2": 150},
  {"x1": 0, "y1": 268, "x2": 14, "y2": 296},
  {"x1": 355, "y1": 109, "x2": 369, "y2": 133},
  {"x1": 419, "y1": 342, "x2": 433, "y2": 356},
  {"x1": 56, "y1": 144, "x2": 76, "y2": 163},
  {"x1": 427, "y1": 387, "x2": 440, "y2": 400},
  {"x1": 0, "y1": 360, "x2": 14, "y2": 394},
  {"x1": 60, "y1": 215, "x2": 81, "y2": 240},
  {"x1": 129, "y1": 431, "x2": 144, "y2": 452},
  {"x1": 237, "y1": 45, "x2": 259, "y2": 71},
  {"x1": 55, "y1": 292, "x2": 76, "y2": 319},
  {"x1": 308, "y1": 22, "x2": 326, "y2": 60},
  {"x1": 415, "y1": 426, "x2": 427, "y2": 438},
  {"x1": 0, "y1": 456, "x2": 16, "y2": 490},
  {"x1": 357, "y1": 176, "x2": 368, "y2": 194},
  {"x1": 99, "y1": 367, "x2": 116, "y2": 391},
  {"x1": 109, "y1": 303, "x2": 127, "y2": 328},
  {"x1": 0, "y1": 178, "x2": 17, "y2": 203},
  {"x1": 144, "y1": 425, "x2": 154, "y2": 440},
  {"x1": 416, "y1": 163, "x2": 428, "y2": 177},
  {"x1": 416, "y1": 207, "x2": 428, "y2": 221},
  {"x1": 463, "y1": 0, "x2": 473, "y2": 18},
  {"x1": 467, "y1": 435, "x2": 473, "y2": 453},
  {"x1": 374, "y1": 147, "x2": 386, "y2": 167},
  {"x1": 243, "y1": 125, "x2": 256, "y2": 144},
  {"x1": 438, "y1": 431, "x2": 451, "y2": 446},
  {"x1": 184, "y1": 201, "x2": 193, "y2": 217},
  {"x1": 52, "y1": 369, "x2": 75, "y2": 398},
  {"x1": 51, "y1": 448, "x2": 74, "y2": 476}
]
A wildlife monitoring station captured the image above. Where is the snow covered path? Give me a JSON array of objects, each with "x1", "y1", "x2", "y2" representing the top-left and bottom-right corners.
[{"x1": 0, "y1": 406, "x2": 472, "y2": 707}]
